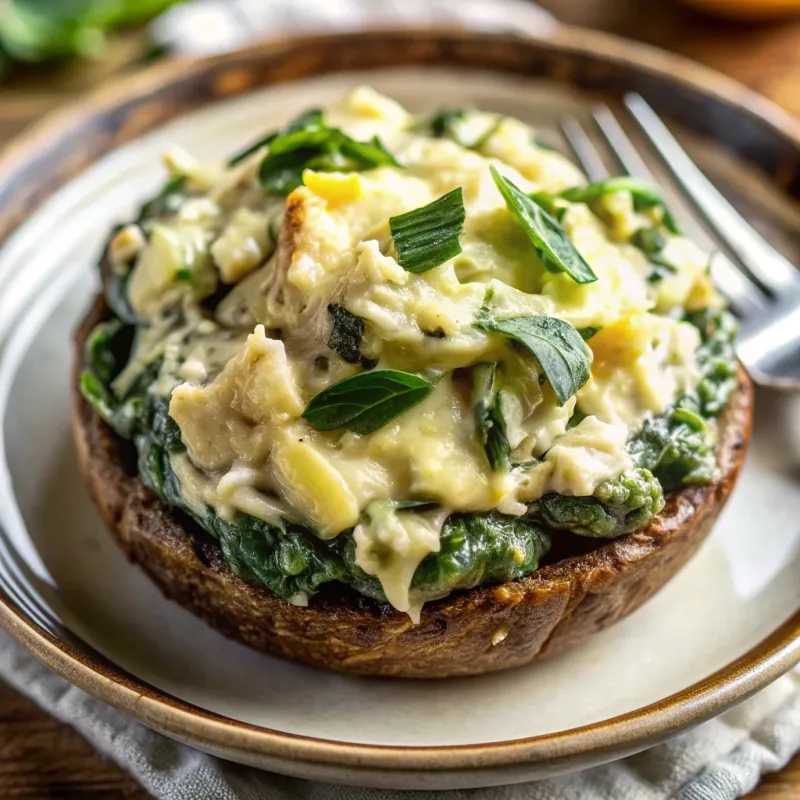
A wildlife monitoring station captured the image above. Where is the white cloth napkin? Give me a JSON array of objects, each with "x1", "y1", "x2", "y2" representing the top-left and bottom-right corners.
[{"x1": 2, "y1": 1, "x2": 799, "y2": 798}]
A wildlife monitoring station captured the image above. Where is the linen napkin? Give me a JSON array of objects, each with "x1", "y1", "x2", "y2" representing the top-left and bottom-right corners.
[{"x1": 2, "y1": 1, "x2": 799, "y2": 798}]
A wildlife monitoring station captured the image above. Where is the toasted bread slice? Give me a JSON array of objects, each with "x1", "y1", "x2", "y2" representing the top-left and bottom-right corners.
[{"x1": 72, "y1": 295, "x2": 753, "y2": 678}]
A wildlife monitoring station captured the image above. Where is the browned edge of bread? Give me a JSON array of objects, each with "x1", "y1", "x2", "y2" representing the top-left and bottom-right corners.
[{"x1": 71, "y1": 295, "x2": 754, "y2": 678}]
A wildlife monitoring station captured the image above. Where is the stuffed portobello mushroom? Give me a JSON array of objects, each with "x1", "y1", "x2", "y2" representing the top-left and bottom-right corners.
[{"x1": 73, "y1": 88, "x2": 752, "y2": 677}]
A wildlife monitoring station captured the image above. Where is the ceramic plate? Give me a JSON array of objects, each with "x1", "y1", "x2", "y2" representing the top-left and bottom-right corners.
[{"x1": 1, "y1": 29, "x2": 800, "y2": 791}]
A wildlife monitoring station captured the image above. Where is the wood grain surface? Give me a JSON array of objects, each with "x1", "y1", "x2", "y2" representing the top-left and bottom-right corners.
[{"x1": 0, "y1": 0, "x2": 798, "y2": 796}]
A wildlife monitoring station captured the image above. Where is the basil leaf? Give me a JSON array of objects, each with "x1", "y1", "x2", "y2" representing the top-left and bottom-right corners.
[
  {"x1": 475, "y1": 310, "x2": 592, "y2": 405},
  {"x1": 559, "y1": 177, "x2": 681, "y2": 234},
  {"x1": 389, "y1": 187, "x2": 466, "y2": 273},
  {"x1": 472, "y1": 362, "x2": 511, "y2": 471},
  {"x1": 490, "y1": 166, "x2": 598, "y2": 285},
  {"x1": 302, "y1": 369, "x2": 433, "y2": 434}
]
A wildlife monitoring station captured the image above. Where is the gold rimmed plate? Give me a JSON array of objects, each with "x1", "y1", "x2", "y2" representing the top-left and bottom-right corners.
[{"x1": 0, "y1": 29, "x2": 800, "y2": 790}]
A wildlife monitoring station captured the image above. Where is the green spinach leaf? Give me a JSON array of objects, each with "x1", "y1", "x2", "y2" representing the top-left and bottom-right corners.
[{"x1": 327, "y1": 304, "x2": 377, "y2": 369}]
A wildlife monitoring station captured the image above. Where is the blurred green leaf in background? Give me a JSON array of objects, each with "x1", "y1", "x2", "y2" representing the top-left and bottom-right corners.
[{"x1": 0, "y1": 0, "x2": 186, "y2": 72}]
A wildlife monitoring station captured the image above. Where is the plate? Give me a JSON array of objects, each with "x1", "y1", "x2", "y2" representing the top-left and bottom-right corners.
[{"x1": 1, "y1": 29, "x2": 800, "y2": 791}]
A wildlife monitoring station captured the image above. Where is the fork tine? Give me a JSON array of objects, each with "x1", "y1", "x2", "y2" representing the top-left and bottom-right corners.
[
  {"x1": 591, "y1": 106, "x2": 656, "y2": 181},
  {"x1": 586, "y1": 105, "x2": 769, "y2": 317},
  {"x1": 559, "y1": 118, "x2": 609, "y2": 182},
  {"x1": 623, "y1": 92, "x2": 800, "y2": 296}
]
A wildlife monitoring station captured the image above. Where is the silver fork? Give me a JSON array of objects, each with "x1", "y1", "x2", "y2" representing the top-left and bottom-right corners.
[{"x1": 560, "y1": 93, "x2": 800, "y2": 390}]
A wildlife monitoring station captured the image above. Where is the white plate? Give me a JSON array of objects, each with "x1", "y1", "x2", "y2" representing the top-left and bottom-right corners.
[{"x1": 1, "y1": 34, "x2": 800, "y2": 790}]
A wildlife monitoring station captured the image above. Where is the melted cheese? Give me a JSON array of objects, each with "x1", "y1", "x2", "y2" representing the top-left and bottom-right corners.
[
  {"x1": 353, "y1": 502, "x2": 449, "y2": 622},
  {"x1": 516, "y1": 417, "x2": 634, "y2": 501},
  {"x1": 117, "y1": 87, "x2": 718, "y2": 617}
]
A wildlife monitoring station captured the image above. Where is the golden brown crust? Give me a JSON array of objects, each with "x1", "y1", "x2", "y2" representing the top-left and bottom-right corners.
[{"x1": 72, "y1": 295, "x2": 753, "y2": 678}]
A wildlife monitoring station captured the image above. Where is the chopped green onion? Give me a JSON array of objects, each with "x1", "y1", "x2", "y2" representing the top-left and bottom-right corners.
[{"x1": 389, "y1": 188, "x2": 466, "y2": 274}]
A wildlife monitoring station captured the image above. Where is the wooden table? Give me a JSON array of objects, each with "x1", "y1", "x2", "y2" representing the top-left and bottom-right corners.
[{"x1": 0, "y1": 0, "x2": 799, "y2": 796}]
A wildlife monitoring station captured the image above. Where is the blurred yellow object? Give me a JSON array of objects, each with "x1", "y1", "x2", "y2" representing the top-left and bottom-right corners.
[
  {"x1": 302, "y1": 170, "x2": 362, "y2": 206},
  {"x1": 679, "y1": 0, "x2": 800, "y2": 19}
]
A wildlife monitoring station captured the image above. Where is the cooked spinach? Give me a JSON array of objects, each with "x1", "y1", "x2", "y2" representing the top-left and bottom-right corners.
[
  {"x1": 528, "y1": 468, "x2": 665, "y2": 538},
  {"x1": 629, "y1": 225, "x2": 679, "y2": 283},
  {"x1": 628, "y1": 409, "x2": 717, "y2": 490},
  {"x1": 627, "y1": 309, "x2": 738, "y2": 489},
  {"x1": 327, "y1": 304, "x2": 377, "y2": 369},
  {"x1": 100, "y1": 176, "x2": 190, "y2": 325},
  {"x1": 345, "y1": 511, "x2": 552, "y2": 604},
  {"x1": 578, "y1": 326, "x2": 602, "y2": 341},
  {"x1": 472, "y1": 362, "x2": 511, "y2": 472},
  {"x1": 689, "y1": 308, "x2": 738, "y2": 416},
  {"x1": 492, "y1": 166, "x2": 598, "y2": 285},
  {"x1": 301, "y1": 369, "x2": 434, "y2": 435}
]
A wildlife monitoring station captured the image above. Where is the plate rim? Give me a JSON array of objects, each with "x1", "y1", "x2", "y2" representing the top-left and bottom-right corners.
[{"x1": 0, "y1": 24, "x2": 798, "y2": 782}]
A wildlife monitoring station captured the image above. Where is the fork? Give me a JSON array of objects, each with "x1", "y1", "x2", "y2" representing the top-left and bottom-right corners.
[{"x1": 560, "y1": 94, "x2": 800, "y2": 390}]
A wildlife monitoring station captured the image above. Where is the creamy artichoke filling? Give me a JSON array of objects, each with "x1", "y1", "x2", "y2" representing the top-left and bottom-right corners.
[{"x1": 83, "y1": 87, "x2": 731, "y2": 619}]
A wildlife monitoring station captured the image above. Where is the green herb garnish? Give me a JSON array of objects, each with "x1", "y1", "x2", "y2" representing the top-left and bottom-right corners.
[
  {"x1": 389, "y1": 188, "x2": 466, "y2": 273},
  {"x1": 302, "y1": 369, "x2": 433, "y2": 435},
  {"x1": 491, "y1": 166, "x2": 598, "y2": 285},
  {"x1": 228, "y1": 108, "x2": 324, "y2": 167},
  {"x1": 559, "y1": 176, "x2": 681, "y2": 234},
  {"x1": 475, "y1": 305, "x2": 592, "y2": 406},
  {"x1": 256, "y1": 109, "x2": 399, "y2": 195}
]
